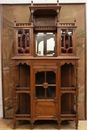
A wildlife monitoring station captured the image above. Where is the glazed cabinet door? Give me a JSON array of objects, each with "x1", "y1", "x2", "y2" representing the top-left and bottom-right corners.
[
  {"x1": 14, "y1": 27, "x2": 33, "y2": 55},
  {"x1": 33, "y1": 67, "x2": 59, "y2": 121}
]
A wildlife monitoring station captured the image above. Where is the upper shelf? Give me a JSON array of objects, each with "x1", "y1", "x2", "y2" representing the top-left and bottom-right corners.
[
  {"x1": 29, "y1": 1, "x2": 61, "y2": 16},
  {"x1": 13, "y1": 1, "x2": 78, "y2": 58}
]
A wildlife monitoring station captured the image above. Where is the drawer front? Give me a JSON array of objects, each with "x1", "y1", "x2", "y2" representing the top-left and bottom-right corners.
[
  {"x1": 33, "y1": 64, "x2": 57, "y2": 69},
  {"x1": 33, "y1": 60, "x2": 58, "y2": 70}
]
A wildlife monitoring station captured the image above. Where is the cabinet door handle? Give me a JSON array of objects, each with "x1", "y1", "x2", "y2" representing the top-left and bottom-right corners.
[{"x1": 44, "y1": 65, "x2": 47, "y2": 69}]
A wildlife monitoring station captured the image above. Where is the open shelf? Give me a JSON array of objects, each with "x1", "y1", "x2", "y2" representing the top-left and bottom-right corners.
[
  {"x1": 15, "y1": 86, "x2": 30, "y2": 93},
  {"x1": 61, "y1": 109, "x2": 77, "y2": 120},
  {"x1": 14, "y1": 94, "x2": 30, "y2": 115},
  {"x1": 61, "y1": 86, "x2": 76, "y2": 93},
  {"x1": 15, "y1": 114, "x2": 31, "y2": 120},
  {"x1": 61, "y1": 114, "x2": 76, "y2": 120}
]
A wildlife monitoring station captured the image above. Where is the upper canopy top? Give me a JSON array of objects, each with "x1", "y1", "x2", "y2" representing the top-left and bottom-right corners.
[{"x1": 29, "y1": 0, "x2": 61, "y2": 16}]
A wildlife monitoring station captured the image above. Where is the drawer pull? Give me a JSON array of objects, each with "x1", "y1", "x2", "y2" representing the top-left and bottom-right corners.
[{"x1": 44, "y1": 65, "x2": 47, "y2": 69}]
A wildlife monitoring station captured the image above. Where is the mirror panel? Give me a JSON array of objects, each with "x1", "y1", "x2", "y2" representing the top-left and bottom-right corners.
[{"x1": 36, "y1": 33, "x2": 55, "y2": 56}]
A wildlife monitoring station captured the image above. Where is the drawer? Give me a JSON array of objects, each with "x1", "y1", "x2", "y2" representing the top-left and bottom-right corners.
[{"x1": 33, "y1": 63, "x2": 58, "y2": 71}]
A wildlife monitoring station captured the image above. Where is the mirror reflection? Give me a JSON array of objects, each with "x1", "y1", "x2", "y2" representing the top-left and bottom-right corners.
[{"x1": 36, "y1": 33, "x2": 55, "y2": 56}]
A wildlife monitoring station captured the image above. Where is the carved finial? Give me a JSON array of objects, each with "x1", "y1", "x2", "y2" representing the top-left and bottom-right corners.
[
  {"x1": 31, "y1": 0, "x2": 33, "y2": 6},
  {"x1": 74, "y1": 18, "x2": 76, "y2": 23},
  {"x1": 14, "y1": 21, "x2": 16, "y2": 26},
  {"x1": 57, "y1": 0, "x2": 59, "y2": 5},
  {"x1": 74, "y1": 18, "x2": 76, "y2": 25}
]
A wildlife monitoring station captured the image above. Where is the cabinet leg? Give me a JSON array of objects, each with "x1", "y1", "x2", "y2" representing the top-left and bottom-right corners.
[
  {"x1": 58, "y1": 123, "x2": 61, "y2": 129},
  {"x1": 13, "y1": 118, "x2": 16, "y2": 129},
  {"x1": 13, "y1": 122, "x2": 16, "y2": 129},
  {"x1": 30, "y1": 123, "x2": 34, "y2": 129},
  {"x1": 57, "y1": 120, "x2": 61, "y2": 130},
  {"x1": 13, "y1": 109, "x2": 17, "y2": 129},
  {"x1": 30, "y1": 119, "x2": 34, "y2": 129},
  {"x1": 76, "y1": 122, "x2": 78, "y2": 129},
  {"x1": 31, "y1": 123, "x2": 33, "y2": 127}
]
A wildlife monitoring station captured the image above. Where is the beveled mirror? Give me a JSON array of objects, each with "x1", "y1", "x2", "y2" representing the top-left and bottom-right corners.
[{"x1": 35, "y1": 33, "x2": 55, "y2": 56}]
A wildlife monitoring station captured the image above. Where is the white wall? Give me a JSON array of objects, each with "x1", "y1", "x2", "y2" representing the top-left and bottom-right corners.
[
  {"x1": 0, "y1": 0, "x2": 86, "y2": 118},
  {"x1": 0, "y1": 0, "x2": 86, "y2": 4}
]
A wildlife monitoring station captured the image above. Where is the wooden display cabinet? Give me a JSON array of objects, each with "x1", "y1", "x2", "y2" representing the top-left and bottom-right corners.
[{"x1": 12, "y1": 1, "x2": 79, "y2": 129}]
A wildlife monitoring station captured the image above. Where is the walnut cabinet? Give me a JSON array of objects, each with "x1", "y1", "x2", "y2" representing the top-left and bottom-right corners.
[{"x1": 12, "y1": 1, "x2": 79, "y2": 129}]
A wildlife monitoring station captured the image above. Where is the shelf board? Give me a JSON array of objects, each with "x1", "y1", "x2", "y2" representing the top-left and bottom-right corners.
[
  {"x1": 15, "y1": 87, "x2": 30, "y2": 93},
  {"x1": 61, "y1": 87, "x2": 76, "y2": 93},
  {"x1": 15, "y1": 114, "x2": 31, "y2": 120},
  {"x1": 61, "y1": 112, "x2": 76, "y2": 120}
]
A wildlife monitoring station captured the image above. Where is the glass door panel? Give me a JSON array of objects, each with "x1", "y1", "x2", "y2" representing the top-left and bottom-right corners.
[
  {"x1": 46, "y1": 71, "x2": 56, "y2": 84},
  {"x1": 35, "y1": 71, "x2": 45, "y2": 84},
  {"x1": 17, "y1": 29, "x2": 30, "y2": 54},
  {"x1": 46, "y1": 86, "x2": 56, "y2": 99},
  {"x1": 35, "y1": 71, "x2": 56, "y2": 99},
  {"x1": 61, "y1": 29, "x2": 73, "y2": 54},
  {"x1": 36, "y1": 86, "x2": 45, "y2": 99}
]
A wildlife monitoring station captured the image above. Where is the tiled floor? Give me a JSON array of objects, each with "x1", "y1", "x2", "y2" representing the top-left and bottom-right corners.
[{"x1": 0, "y1": 118, "x2": 87, "y2": 130}]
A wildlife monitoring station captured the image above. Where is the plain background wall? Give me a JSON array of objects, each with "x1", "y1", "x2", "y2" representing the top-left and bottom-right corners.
[
  {"x1": 0, "y1": 0, "x2": 87, "y2": 118},
  {"x1": 0, "y1": 0, "x2": 86, "y2": 4}
]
